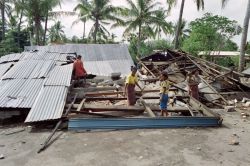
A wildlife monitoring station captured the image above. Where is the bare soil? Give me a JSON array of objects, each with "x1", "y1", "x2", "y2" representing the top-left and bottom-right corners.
[{"x1": 0, "y1": 109, "x2": 250, "y2": 166}]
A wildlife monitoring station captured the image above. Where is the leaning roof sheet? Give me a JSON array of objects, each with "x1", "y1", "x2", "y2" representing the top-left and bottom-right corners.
[
  {"x1": 25, "y1": 44, "x2": 132, "y2": 61},
  {"x1": 25, "y1": 86, "x2": 68, "y2": 122},
  {"x1": 0, "y1": 79, "x2": 44, "y2": 108},
  {"x1": 45, "y1": 64, "x2": 73, "y2": 86},
  {"x1": 25, "y1": 44, "x2": 134, "y2": 76},
  {"x1": 0, "y1": 63, "x2": 13, "y2": 78},
  {"x1": 20, "y1": 51, "x2": 68, "y2": 61},
  {"x1": 2, "y1": 60, "x2": 55, "y2": 79},
  {"x1": 0, "y1": 53, "x2": 23, "y2": 64}
]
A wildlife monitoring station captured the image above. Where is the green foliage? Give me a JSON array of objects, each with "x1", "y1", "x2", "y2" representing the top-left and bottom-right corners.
[
  {"x1": 182, "y1": 13, "x2": 241, "y2": 55},
  {"x1": 48, "y1": 21, "x2": 65, "y2": 43},
  {"x1": 0, "y1": 29, "x2": 29, "y2": 56},
  {"x1": 128, "y1": 34, "x2": 173, "y2": 61},
  {"x1": 73, "y1": 0, "x2": 123, "y2": 43}
]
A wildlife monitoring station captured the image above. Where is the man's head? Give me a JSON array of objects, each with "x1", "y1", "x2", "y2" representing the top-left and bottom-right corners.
[{"x1": 77, "y1": 55, "x2": 82, "y2": 60}]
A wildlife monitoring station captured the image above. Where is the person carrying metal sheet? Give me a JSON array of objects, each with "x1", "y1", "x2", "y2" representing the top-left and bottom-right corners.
[
  {"x1": 125, "y1": 66, "x2": 143, "y2": 106},
  {"x1": 159, "y1": 71, "x2": 173, "y2": 117},
  {"x1": 187, "y1": 69, "x2": 200, "y2": 100},
  {"x1": 73, "y1": 55, "x2": 87, "y2": 87}
]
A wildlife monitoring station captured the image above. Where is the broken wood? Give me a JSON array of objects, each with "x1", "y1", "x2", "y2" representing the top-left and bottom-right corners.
[
  {"x1": 76, "y1": 98, "x2": 86, "y2": 112},
  {"x1": 70, "y1": 111, "x2": 120, "y2": 118},
  {"x1": 200, "y1": 76, "x2": 228, "y2": 105},
  {"x1": 37, "y1": 93, "x2": 78, "y2": 153},
  {"x1": 139, "y1": 99, "x2": 156, "y2": 117},
  {"x1": 189, "y1": 96, "x2": 221, "y2": 118},
  {"x1": 67, "y1": 104, "x2": 190, "y2": 113}
]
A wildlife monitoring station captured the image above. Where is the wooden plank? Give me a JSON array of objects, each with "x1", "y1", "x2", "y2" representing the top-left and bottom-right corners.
[
  {"x1": 189, "y1": 96, "x2": 221, "y2": 117},
  {"x1": 84, "y1": 90, "x2": 159, "y2": 97},
  {"x1": 70, "y1": 111, "x2": 120, "y2": 118},
  {"x1": 37, "y1": 93, "x2": 78, "y2": 153},
  {"x1": 200, "y1": 76, "x2": 228, "y2": 104},
  {"x1": 67, "y1": 104, "x2": 190, "y2": 113},
  {"x1": 76, "y1": 98, "x2": 86, "y2": 112},
  {"x1": 140, "y1": 99, "x2": 156, "y2": 117},
  {"x1": 85, "y1": 95, "x2": 190, "y2": 101}
]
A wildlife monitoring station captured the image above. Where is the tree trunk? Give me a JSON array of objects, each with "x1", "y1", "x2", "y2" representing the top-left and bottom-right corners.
[
  {"x1": 17, "y1": 8, "x2": 24, "y2": 49},
  {"x1": 93, "y1": 18, "x2": 99, "y2": 43},
  {"x1": 35, "y1": 17, "x2": 40, "y2": 45},
  {"x1": 137, "y1": 23, "x2": 141, "y2": 57},
  {"x1": 83, "y1": 20, "x2": 86, "y2": 39},
  {"x1": 43, "y1": 11, "x2": 48, "y2": 45},
  {"x1": 239, "y1": 0, "x2": 250, "y2": 72},
  {"x1": 1, "y1": 0, "x2": 5, "y2": 40},
  {"x1": 174, "y1": 0, "x2": 185, "y2": 49}
]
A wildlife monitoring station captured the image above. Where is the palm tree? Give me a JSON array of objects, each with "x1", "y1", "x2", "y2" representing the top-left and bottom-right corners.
[
  {"x1": 0, "y1": 0, "x2": 12, "y2": 40},
  {"x1": 238, "y1": 0, "x2": 250, "y2": 71},
  {"x1": 112, "y1": 0, "x2": 162, "y2": 56},
  {"x1": 73, "y1": 0, "x2": 88, "y2": 39},
  {"x1": 174, "y1": 19, "x2": 190, "y2": 46},
  {"x1": 42, "y1": 0, "x2": 61, "y2": 45},
  {"x1": 167, "y1": 0, "x2": 204, "y2": 49},
  {"x1": 48, "y1": 21, "x2": 65, "y2": 43},
  {"x1": 73, "y1": 0, "x2": 122, "y2": 43},
  {"x1": 153, "y1": 8, "x2": 173, "y2": 40}
]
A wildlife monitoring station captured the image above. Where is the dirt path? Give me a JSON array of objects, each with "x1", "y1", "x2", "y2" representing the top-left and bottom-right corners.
[{"x1": 0, "y1": 109, "x2": 250, "y2": 166}]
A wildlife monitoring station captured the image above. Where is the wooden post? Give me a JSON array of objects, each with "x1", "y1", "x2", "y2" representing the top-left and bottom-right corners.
[
  {"x1": 199, "y1": 76, "x2": 228, "y2": 105},
  {"x1": 139, "y1": 98, "x2": 156, "y2": 117}
]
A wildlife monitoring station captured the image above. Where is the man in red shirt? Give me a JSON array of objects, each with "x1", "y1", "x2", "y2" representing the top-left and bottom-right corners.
[{"x1": 73, "y1": 55, "x2": 87, "y2": 86}]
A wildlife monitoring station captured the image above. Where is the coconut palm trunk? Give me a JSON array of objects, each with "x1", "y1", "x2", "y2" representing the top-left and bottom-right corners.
[
  {"x1": 43, "y1": 12, "x2": 48, "y2": 45},
  {"x1": 93, "y1": 18, "x2": 99, "y2": 43},
  {"x1": 17, "y1": 8, "x2": 24, "y2": 48},
  {"x1": 239, "y1": 0, "x2": 250, "y2": 72},
  {"x1": 137, "y1": 23, "x2": 142, "y2": 56},
  {"x1": 174, "y1": 0, "x2": 185, "y2": 49},
  {"x1": 1, "y1": 0, "x2": 5, "y2": 40}
]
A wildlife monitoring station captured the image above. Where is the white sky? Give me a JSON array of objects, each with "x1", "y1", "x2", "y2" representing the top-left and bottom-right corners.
[{"x1": 51, "y1": 0, "x2": 248, "y2": 46}]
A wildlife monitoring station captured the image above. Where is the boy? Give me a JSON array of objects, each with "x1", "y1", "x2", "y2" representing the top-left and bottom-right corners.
[{"x1": 159, "y1": 71, "x2": 171, "y2": 117}]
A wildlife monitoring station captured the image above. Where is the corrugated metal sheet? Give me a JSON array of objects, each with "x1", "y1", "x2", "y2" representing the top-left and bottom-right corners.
[
  {"x1": 84, "y1": 60, "x2": 132, "y2": 76},
  {"x1": 0, "y1": 63, "x2": 13, "y2": 78},
  {"x1": 242, "y1": 68, "x2": 250, "y2": 75},
  {"x1": 2, "y1": 60, "x2": 55, "y2": 79},
  {"x1": 25, "y1": 44, "x2": 134, "y2": 76},
  {"x1": 25, "y1": 86, "x2": 68, "y2": 122},
  {"x1": 25, "y1": 44, "x2": 132, "y2": 61},
  {"x1": 45, "y1": 64, "x2": 73, "y2": 86},
  {"x1": 20, "y1": 51, "x2": 68, "y2": 61},
  {"x1": 0, "y1": 79, "x2": 44, "y2": 108},
  {"x1": 0, "y1": 53, "x2": 23, "y2": 64}
]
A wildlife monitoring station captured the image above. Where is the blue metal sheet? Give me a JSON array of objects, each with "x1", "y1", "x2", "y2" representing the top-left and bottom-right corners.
[{"x1": 68, "y1": 117, "x2": 222, "y2": 130}]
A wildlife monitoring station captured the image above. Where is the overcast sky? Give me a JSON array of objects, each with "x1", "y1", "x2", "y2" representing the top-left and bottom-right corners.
[{"x1": 51, "y1": 0, "x2": 248, "y2": 46}]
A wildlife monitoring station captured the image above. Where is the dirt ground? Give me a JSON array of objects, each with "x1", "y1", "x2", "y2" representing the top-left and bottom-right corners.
[{"x1": 0, "y1": 109, "x2": 250, "y2": 166}]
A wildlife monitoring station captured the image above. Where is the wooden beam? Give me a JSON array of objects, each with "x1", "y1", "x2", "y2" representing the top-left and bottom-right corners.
[
  {"x1": 189, "y1": 96, "x2": 221, "y2": 117},
  {"x1": 76, "y1": 98, "x2": 86, "y2": 112},
  {"x1": 85, "y1": 95, "x2": 190, "y2": 101},
  {"x1": 200, "y1": 76, "x2": 228, "y2": 105},
  {"x1": 67, "y1": 104, "x2": 190, "y2": 113},
  {"x1": 84, "y1": 89, "x2": 159, "y2": 97},
  {"x1": 140, "y1": 99, "x2": 156, "y2": 117}
]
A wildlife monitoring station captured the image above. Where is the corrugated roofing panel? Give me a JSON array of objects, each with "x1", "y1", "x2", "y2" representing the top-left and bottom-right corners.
[
  {"x1": 25, "y1": 86, "x2": 68, "y2": 122},
  {"x1": 25, "y1": 44, "x2": 132, "y2": 61},
  {"x1": 0, "y1": 53, "x2": 23, "y2": 64},
  {"x1": 45, "y1": 64, "x2": 73, "y2": 86},
  {"x1": 0, "y1": 63, "x2": 13, "y2": 78},
  {"x1": 84, "y1": 60, "x2": 132, "y2": 76},
  {"x1": 2, "y1": 60, "x2": 55, "y2": 79},
  {"x1": 0, "y1": 79, "x2": 44, "y2": 108}
]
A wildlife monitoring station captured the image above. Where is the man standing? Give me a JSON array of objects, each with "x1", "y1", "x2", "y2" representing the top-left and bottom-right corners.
[{"x1": 73, "y1": 55, "x2": 87, "y2": 86}]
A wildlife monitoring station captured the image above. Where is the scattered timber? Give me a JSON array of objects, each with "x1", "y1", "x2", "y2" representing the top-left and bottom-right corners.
[{"x1": 37, "y1": 93, "x2": 78, "y2": 153}]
